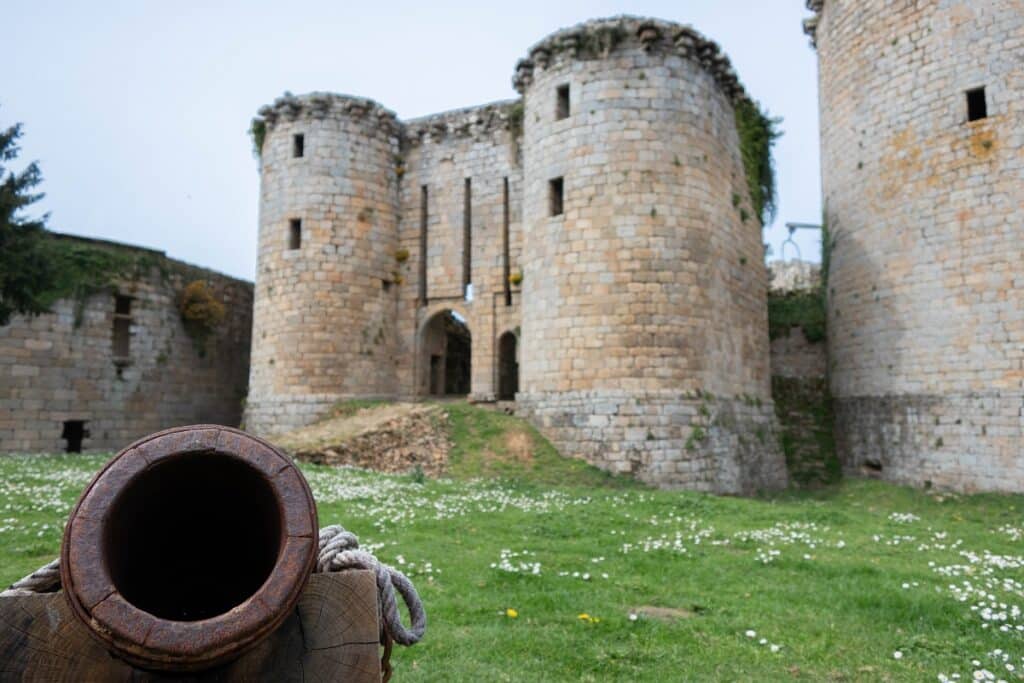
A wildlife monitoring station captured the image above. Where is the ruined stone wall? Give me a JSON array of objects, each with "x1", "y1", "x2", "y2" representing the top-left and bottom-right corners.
[
  {"x1": 246, "y1": 94, "x2": 402, "y2": 436},
  {"x1": 811, "y1": 0, "x2": 1024, "y2": 491},
  {"x1": 514, "y1": 17, "x2": 785, "y2": 493},
  {"x1": 0, "y1": 237, "x2": 252, "y2": 453},
  {"x1": 396, "y1": 102, "x2": 523, "y2": 401},
  {"x1": 767, "y1": 260, "x2": 834, "y2": 485}
]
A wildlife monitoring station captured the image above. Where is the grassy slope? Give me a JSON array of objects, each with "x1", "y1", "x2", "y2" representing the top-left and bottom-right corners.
[{"x1": 1, "y1": 406, "x2": 1022, "y2": 681}]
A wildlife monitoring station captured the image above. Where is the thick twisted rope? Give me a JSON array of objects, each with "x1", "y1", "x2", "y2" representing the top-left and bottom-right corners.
[
  {"x1": 317, "y1": 525, "x2": 426, "y2": 646},
  {"x1": 1, "y1": 525, "x2": 426, "y2": 647}
]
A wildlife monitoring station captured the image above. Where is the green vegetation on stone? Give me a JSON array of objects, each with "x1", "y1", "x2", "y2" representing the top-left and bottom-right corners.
[
  {"x1": 734, "y1": 98, "x2": 782, "y2": 226},
  {"x1": 768, "y1": 289, "x2": 826, "y2": 343}
]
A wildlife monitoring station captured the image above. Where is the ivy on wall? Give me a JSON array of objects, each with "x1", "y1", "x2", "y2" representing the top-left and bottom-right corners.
[
  {"x1": 768, "y1": 290, "x2": 826, "y2": 343},
  {"x1": 734, "y1": 98, "x2": 782, "y2": 226},
  {"x1": 39, "y1": 237, "x2": 161, "y2": 327},
  {"x1": 249, "y1": 119, "x2": 267, "y2": 158}
]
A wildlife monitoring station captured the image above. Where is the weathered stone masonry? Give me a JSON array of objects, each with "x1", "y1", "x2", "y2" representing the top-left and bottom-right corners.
[
  {"x1": 247, "y1": 16, "x2": 788, "y2": 492},
  {"x1": 0, "y1": 234, "x2": 252, "y2": 453},
  {"x1": 807, "y1": 0, "x2": 1024, "y2": 492}
]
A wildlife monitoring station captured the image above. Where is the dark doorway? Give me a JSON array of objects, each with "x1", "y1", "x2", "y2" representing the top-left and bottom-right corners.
[
  {"x1": 62, "y1": 420, "x2": 88, "y2": 453},
  {"x1": 421, "y1": 311, "x2": 471, "y2": 396},
  {"x1": 498, "y1": 332, "x2": 518, "y2": 400},
  {"x1": 430, "y1": 355, "x2": 443, "y2": 396}
]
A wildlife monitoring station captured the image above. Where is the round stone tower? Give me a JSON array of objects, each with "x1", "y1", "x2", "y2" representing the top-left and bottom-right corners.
[
  {"x1": 807, "y1": 1, "x2": 1024, "y2": 491},
  {"x1": 513, "y1": 17, "x2": 787, "y2": 492},
  {"x1": 246, "y1": 93, "x2": 401, "y2": 436}
]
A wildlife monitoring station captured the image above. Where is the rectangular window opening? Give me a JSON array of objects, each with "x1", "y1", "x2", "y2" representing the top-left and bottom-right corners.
[
  {"x1": 293, "y1": 133, "x2": 305, "y2": 158},
  {"x1": 549, "y1": 177, "x2": 564, "y2": 217},
  {"x1": 419, "y1": 185, "x2": 428, "y2": 306},
  {"x1": 289, "y1": 218, "x2": 302, "y2": 250},
  {"x1": 966, "y1": 87, "x2": 987, "y2": 121},
  {"x1": 556, "y1": 84, "x2": 570, "y2": 120},
  {"x1": 502, "y1": 177, "x2": 512, "y2": 307},
  {"x1": 112, "y1": 295, "x2": 132, "y2": 361},
  {"x1": 463, "y1": 178, "x2": 472, "y2": 294},
  {"x1": 114, "y1": 294, "x2": 132, "y2": 316}
]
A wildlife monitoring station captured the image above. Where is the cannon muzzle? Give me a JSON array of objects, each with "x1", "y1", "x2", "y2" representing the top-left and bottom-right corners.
[{"x1": 60, "y1": 425, "x2": 318, "y2": 672}]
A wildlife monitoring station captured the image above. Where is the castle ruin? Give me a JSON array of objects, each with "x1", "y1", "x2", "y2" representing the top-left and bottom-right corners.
[{"x1": 245, "y1": 17, "x2": 789, "y2": 493}]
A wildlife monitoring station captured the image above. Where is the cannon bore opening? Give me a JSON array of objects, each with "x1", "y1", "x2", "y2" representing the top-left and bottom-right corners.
[{"x1": 104, "y1": 452, "x2": 282, "y2": 621}]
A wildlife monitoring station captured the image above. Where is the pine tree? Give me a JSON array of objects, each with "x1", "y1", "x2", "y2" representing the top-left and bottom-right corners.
[{"x1": 0, "y1": 119, "x2": 54, "y2": 325}]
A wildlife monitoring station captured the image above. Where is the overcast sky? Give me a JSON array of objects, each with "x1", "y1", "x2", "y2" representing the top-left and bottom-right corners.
[{"x1": 5, "y1": 1, "x2": 822, "y2": 281}]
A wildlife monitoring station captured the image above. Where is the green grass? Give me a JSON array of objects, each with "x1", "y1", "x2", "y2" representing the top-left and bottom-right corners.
[
  {"x1": 2, "y1": 446, "x2": 1022, "y2": 681},
  {"x1": 440, "y1": 402, "x2": 634, "y2": 489}
]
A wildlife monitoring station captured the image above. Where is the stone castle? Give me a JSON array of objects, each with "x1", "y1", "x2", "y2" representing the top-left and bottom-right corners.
[
  {"x1": 245, "y1": 16, "x2": 789, "y2": 494},
  {"x1": 244, "y1": 4, "x2": 1024, "y2": 493}
]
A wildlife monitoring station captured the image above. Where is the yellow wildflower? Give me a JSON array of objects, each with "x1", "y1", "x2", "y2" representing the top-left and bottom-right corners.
[{"x1": 506, "y1": 608, "x2": 518, "y2": 618}]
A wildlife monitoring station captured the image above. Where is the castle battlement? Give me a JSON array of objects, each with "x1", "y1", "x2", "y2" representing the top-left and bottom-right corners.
[
  {"x1": 513, "y1": 16, "x2": 747, "y2": 103},
  {"x1": 403, "y1": 100, "x2": 521, "y2": 148},
  {"x1": 255, "y1": 92, "x2": 401, "y2": 138}
]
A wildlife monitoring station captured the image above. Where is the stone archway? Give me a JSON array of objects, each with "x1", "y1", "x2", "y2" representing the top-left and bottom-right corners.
[
  {"x1": 420, "y1": 310, "x2": 471, "y2": 396},
  {"x1": 497, "y1": 331, "x2": 518, "y2": 400}
]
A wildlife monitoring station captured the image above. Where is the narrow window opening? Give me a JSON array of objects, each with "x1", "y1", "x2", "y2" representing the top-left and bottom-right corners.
[
  {"x1": 556, "y1": 84, "x2": 570, "y2": 120},
  {"x1": 293, "y1": 133, "x2": 305, "y2": 158},
  {"x1": 62, "y1": 420, "x2": 88, "y2": 453},
  {"x1": 289, "y1": 219, "x2": 302, "y2": 250},
  {"x1": 463, "y1": 178, "x2": 472, "y2": 295},
  {"x1": 502, "y1": 177, "x2": 511, "y2": 307},
  {"x1": 549, "y1": 177, "x2": 564, "y2": 217},
  {"x1": 382, "y1": 279, "x2": 392, "y2": 292},
  {"x1": 419, "y1": 185, "x2": 428, "y2": 306},
  {"x1": 112, "y1": 295, "x2": 132, "y2": 362},
  {"x1": 966, "y1": 87, "x2": 987, "y2": 121}
]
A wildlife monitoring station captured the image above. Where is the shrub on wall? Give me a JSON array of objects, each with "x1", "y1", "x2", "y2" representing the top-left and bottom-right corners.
[
  {"x1": 768, "y1": 290, "x2": 826, "y2": 343},
  {"x1": 179, "y1": 280, "x2": 226, "y2": 355}
]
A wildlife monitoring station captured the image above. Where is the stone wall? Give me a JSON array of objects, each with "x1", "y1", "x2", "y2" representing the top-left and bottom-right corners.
[
  {"x1": 767, "y1": 261, "x2": 835, "y2": 485},
  {"x1": 811, "y1": 0, "x2": 1024, "y2": 492},
  {"x1": 0, "y1": 235, "x2": 252, "y2": 453},
  {"x1": 514, "y1": 17, "x2": 786, "y2": 493}
]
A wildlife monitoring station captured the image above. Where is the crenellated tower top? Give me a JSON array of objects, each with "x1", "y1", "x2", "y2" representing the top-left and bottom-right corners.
[
  {"x1": 252, "y1": 92, "x2": 402, "y2": 142},
  {"x1": 511, "y1": 16, "x2": 750, "y2": 105},
  {"x1": 803, "y1": 0, "x2": 824, "y2": 47}
]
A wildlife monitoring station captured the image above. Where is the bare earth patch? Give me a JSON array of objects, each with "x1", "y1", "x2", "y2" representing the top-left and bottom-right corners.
[{"x1": 274, "y1": 403, "x2": 451, "y2": 476}]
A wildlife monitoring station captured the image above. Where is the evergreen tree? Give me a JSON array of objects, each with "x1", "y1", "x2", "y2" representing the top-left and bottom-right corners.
[{"x1": 0, "y1": 119, "x2": 54, "y2": 325}]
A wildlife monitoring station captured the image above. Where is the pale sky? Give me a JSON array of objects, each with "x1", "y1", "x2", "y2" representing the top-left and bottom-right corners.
[{"x1": 5, "y1": 1, "x2": 822, "y2": 281}]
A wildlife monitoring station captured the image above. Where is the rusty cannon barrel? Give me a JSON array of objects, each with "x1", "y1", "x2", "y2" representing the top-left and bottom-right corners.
[{"x1": 60, "y1": 425, "x2": 318, "y2": 672}]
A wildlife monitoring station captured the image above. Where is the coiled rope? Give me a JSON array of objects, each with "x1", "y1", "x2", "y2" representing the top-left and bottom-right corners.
[{"x1": 1, "y1": 524, "x2": 426, "y2": 648}]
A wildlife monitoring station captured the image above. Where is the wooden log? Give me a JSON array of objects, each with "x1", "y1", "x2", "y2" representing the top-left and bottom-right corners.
[{"x1": 0, "y1": 571, "x2": 382, "y2": 682}]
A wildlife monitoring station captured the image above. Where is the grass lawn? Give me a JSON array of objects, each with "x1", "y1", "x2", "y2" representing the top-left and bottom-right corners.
[{"x1": 1, "y1": 408, "x2": 1022, "y2": 681}]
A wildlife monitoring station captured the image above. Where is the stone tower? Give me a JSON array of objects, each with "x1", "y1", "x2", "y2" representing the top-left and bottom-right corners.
[
  {"x1": 246, "y1": 94, "x2": 402, "y2": 435},
  {"x1": 514, "y1": 18, "x2": 787, "y2": 492},
  {"x1": 807, "y1": 1, "x2": 1024, "y2": 491}
]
